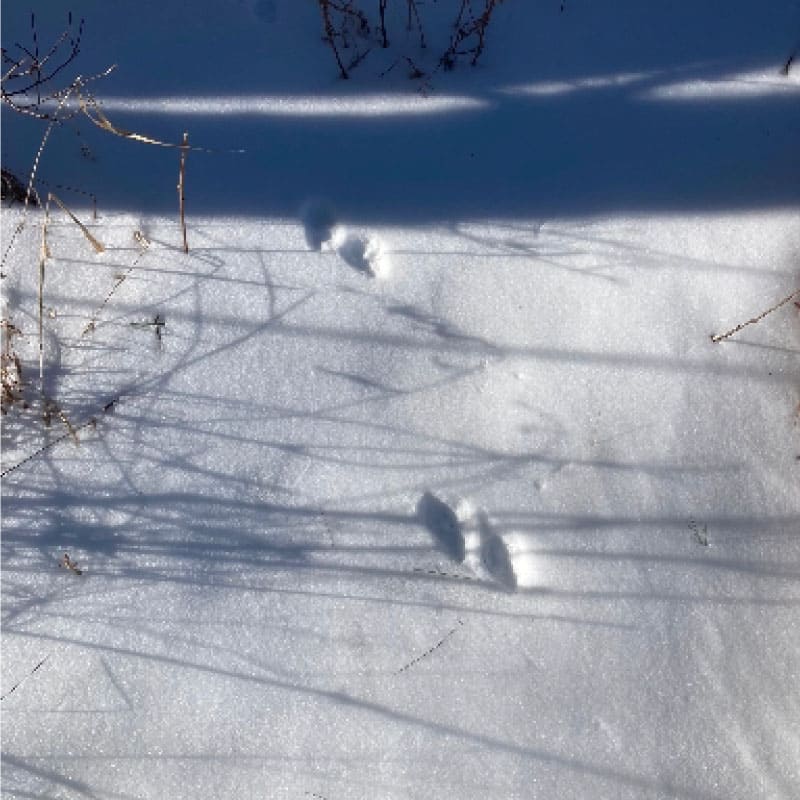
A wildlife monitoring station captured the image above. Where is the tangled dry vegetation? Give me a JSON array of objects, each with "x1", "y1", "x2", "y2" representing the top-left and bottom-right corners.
[
  {"x1": 1, "y1": 13, "x2": 195, "y2": 463},
  {"x1": 317, "y1": 0, "x2": 506, "y2": 80}
]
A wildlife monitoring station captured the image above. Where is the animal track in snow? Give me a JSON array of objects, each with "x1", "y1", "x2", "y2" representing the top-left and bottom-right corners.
[
  {"x1": 416, "y1": 493, "x2": 534, "y2": 591},
  {"x1": 335, "y1": 230, "x2": 386, "y2": 277},
  {"x1": 417, "y1": 492, "x2": 465, "y2": 563},
  {"x1": 300, "y1": 199, "x2": 386, "y2": 277},
  {"x1": 471, "y1": 509, "x2": 517, "y2": 590},
  {"x1": 300, "y1": 199, "x2": 337, "y2": 251},
  {"x1": 458, "y1": 502, "x2": 515, "y2": 590}
]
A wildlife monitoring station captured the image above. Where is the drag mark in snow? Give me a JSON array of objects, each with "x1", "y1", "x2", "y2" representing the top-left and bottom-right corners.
[{"x1": 395, "y1": 620, "x2": 464, "y2": 675}]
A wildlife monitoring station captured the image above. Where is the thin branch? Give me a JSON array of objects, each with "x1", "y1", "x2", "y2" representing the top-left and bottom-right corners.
[
  {"x1": 711, "y1": 288, "x2": 800, "y2": 343},
  {"x1": 0, "y1": 657, "x2": 49, "y2": 701},
  {"x1": 406, "y1": 0, "x2": 426, "y2": 48},
  {"x1": 318, "y1": 0, "x2": 350, "y2": 79}
]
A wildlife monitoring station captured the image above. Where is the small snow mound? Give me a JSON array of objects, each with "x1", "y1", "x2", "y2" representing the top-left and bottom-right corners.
[
  {"x1": 337, "y1": 231, "x2": 386, "y2": 277},
  {"x1": 417, "y1": 492, "x2": 465, "y2": 563},
  {"x1": 502, "y1": 532, "x2": 540, "y2": 589},
  {"x1": 461, "y1": 507, "x2": 517, "y2": 590}
]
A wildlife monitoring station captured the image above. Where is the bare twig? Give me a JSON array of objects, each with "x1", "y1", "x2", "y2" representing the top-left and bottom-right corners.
[
  {"x1": 83, "y1": 230, "x2": 150, "y2": 335},
  {"x1": 395, "y1": 619, "x2": 464, "y2": 674},
  {"x1": 1, "y1": 11, "x2": 84, "y2": 113},
  {"x1": 406, "y1": 0, "x2": 426, "y2": 48},
  {"x1": 318, "y1": 0, "x2": 351, "y2": 79},
  {"x1": 379, "y1": 0, "x2": 389, "y2": 48},
  {"x1": 0, "y1": 656, "x2": 49, "y2": 701},
  {"x1": 711, "y1": 288, "x2": 800, "y2": 343},
  {"x1": 781, "y1": 43, "x2": 798, "y2": 76},
  {"x1": 38, "y1": 207, "x2": 49, "y2": 390}
]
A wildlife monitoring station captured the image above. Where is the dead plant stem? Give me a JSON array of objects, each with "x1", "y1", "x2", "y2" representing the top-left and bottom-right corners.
[
  {"x1": 711, "y1": 288, "x2": 800, "y2": 343},
  {"x1": 178, "y1": 132, "x2": 189, "y2": 253}
]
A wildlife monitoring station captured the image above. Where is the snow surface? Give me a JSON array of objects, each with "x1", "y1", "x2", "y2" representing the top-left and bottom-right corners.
[{"x1": 2, "y1": 2, "x2": 800, "y2": 799}]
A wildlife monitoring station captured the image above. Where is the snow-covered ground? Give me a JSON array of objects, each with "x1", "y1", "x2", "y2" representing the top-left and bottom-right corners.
[{"x1": 2, "y1": 2, "x2": 800, "y2": 799}]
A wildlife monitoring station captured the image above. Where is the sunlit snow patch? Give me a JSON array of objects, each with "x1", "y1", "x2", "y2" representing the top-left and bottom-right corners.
[
  {"x1": 86, "y1": 94, "x2": 488, "y2": 117},
  {"x1": 502, "y1": 532, "x2": 540, "y2": 589},
  {"x1": 642, "y1": 69, "x2": 800, "y2": 100},
  {"x1": 500, "y1": 67, "x2": 800, "y2": 102},
  {"x1": 499, "y1": 71, "x2": 651, "y2": 97}
]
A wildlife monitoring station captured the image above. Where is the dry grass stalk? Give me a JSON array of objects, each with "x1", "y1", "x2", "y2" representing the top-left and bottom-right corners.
[
  {"x1": 178, "y1": 132, "x2": 189, "y2": 253},
  {"x1": 38, "y1": 191, "x2": 104, "y2": 394},
  {"x1": 47, "y1": 193, "x2": 104, "y2": 252},
  {"x1": 38, "y1": 214, "x2": 48, "y2": 389},
  {"x1": 711, "y1": 288, "x2": 800, "y2": 343},
  {"x1": 76, "y1": 85, "x2": 204, "y2": 151},
  {"x1": 83, "y1": 230, "x2": 150, "y2": 336}
]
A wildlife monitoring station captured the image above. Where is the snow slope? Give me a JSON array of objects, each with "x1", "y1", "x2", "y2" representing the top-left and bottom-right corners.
[{"x1": 2, "y1": 2, "x2": 800, "y2": 799}]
